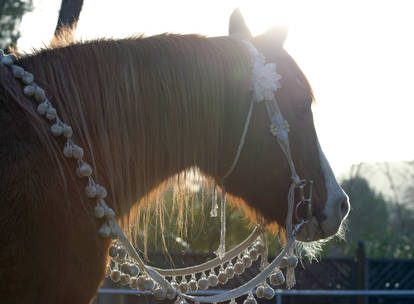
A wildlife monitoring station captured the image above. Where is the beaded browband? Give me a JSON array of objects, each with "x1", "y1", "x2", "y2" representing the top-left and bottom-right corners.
[{"x1": 0, "y1": 40, "x2": 312, "y2": 304}]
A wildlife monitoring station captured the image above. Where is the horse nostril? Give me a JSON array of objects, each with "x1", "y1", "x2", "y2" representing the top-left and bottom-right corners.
[{"x1": 340, "y1": 198, "x2": 350, "y2": 218}]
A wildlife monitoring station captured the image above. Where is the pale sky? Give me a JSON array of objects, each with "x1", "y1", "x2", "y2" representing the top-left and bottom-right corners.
[{"x1": 18, "y1": 0, "x2": 414, "y2": 175}]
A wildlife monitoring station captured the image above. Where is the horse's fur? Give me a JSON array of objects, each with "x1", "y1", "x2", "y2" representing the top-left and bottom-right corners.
[{"x1": 0, "y1": 31, "x2": 325, "y2": 303}]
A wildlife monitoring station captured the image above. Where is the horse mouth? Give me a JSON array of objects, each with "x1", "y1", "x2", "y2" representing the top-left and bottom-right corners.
[{"x1": 295, "y1": 217, "x2": 326, "y2": 242}]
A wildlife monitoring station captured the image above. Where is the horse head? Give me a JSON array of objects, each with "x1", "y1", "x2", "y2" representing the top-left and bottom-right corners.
[{"x1": 218, "y1": 10, "x2": 349, "y2": 242}]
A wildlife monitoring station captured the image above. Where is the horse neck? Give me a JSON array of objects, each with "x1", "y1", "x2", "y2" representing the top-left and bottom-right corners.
[{"x1": 21, "y1": 35, "x2": 251, "y2": 217}]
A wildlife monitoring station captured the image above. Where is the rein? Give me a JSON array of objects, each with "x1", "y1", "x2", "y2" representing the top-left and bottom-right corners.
[{"x1": 1, "y1": 40, "x2": 314, "y2": 304}]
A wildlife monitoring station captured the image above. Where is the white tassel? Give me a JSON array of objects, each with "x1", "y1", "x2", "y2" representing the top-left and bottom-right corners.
[
  {"x1": 94, "y1": 205, "x2": 105, "y2": 218},
  {"x1": 96, "y1": 185, "x2": 107, "y2": 199},
  {"x1": 72, "y1": 145, "x2": 84, "y2": 159},
  {"x1": 22, "y1": 71, "x2": 34, "y2": 85},
  {"x1": 98, "y1": 223, "x2": 111, "y2": 237},
  {"x1": 63, "y1": 125, "x2": 73, "y2": 138},
  {"x1": 214, "y1": 186, "x2": 226, "y2": 259},
  {"x1": 104, "y1": 207, "x2": 116, "y2": 219},
  {"x1": 285, "y1": 250, "x2": 298, "y2": 289},
  {"x1": 37, "y1": 101, "x2": 49, "y2": 115},
  {"x1": 77, "y1": 162, "x2": 92, "y2": 177},
  {"x1": 23, "y1": 85, "x2": 35, "y2": 97},
  {"x1": 45, "y1": 107, "x2": 57, "y2": 120},
  {"x1": 34, "y1": 87, "x2": 46, "y2": 103},
  {"x1": 50, "y1": 123, "x2": 63, "y2": 137},
  {"x1": 12, "y1": 65, "x2": 24, "y2": 78},
  {"x1": 85, "y1": 184, "x2": 97, "y2": 198},
  {"x1": 1, "y1": 55, "x2": 14, "y2": 66},
  {"x1": 63, "y1": 141, "x2": 73, "y2": 158},
  {"x1": 210, "y1": 184, "x2": 218, "y2": 217}
]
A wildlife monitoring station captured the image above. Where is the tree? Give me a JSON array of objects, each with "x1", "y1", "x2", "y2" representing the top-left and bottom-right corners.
[
  {"x1": 323, "y1": 175, "x2": 414, "y2": 259},
  {"x1": 54, "y1": 0, "x2": 84, "y2": 41},
  {"x1": 0, "y1": 0, "x2": 32, "y2": 50}
]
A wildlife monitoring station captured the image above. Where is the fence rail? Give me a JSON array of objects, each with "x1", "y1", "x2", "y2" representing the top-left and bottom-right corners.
[{"x1": 97, "y1": 288, "x2": 414, "y2": 304}]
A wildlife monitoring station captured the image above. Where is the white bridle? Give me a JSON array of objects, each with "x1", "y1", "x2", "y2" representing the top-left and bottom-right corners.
[{"x1": 0, "y1": 39, "x2": 314, "y2": 304}]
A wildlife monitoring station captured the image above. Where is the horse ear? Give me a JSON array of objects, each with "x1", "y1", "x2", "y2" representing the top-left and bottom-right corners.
[
  {"x1": 263, "y1": 26, "x2": 288, "y2": 47},
  {"x1": 229, "y1": 8, "x2": 252, "y2": 39}
]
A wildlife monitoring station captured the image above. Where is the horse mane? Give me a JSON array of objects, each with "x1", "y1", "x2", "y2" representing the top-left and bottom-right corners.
[{"x1": 3, "y1": 33, "x2": 255, "y2": 251}]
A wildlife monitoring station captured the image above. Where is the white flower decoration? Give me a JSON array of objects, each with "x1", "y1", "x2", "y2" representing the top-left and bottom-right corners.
[{"x1": 243, "y1": 41, "x2": 282, "y2": 102}]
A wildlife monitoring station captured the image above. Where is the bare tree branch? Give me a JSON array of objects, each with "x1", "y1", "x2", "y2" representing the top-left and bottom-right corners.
[{"x1": 54, "y1": 0, "x2": 84, "y2": 39}]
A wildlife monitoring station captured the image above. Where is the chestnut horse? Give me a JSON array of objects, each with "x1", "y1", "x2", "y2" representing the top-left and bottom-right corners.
[{"x1": 0, "y1": 11, "x2": 349, "y2": 304}]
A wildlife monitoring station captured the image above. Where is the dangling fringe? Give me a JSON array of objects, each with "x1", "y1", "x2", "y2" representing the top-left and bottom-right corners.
[
  {"x1": 214, "y1": 185, "x2": 226, "y2": 259},
  {"x1": 285, "y1": 181, "x2": 299, "y2": 289},
  {"x1": 210, "y1": 184, "x2": 218, "y2": 217},
  {"x1": 260, "y1": 230, "x2": 268, "y2": 271},
  {"x1": 286, "y1": 248, "x2": 296, "y2": 289}
]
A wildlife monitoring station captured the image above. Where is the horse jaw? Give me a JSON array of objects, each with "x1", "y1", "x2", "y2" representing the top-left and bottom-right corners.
[{"x1": 296, "y1": 139, "x2": 350, "y2": 242}]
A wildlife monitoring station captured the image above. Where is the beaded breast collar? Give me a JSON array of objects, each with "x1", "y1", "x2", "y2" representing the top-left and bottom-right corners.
[{"x1": 0, "y1": 40, "x2": 313, "y2": 304}]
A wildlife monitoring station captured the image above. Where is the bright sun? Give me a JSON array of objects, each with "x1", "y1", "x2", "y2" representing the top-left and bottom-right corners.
[{"x1": 18, "y1": 0, "x2": 414, "y2": 175}]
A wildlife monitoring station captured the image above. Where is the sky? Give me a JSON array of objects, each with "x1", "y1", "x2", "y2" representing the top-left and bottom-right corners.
[{"x1": 17, "y1": 0, "x2": 414, "y2": 175}]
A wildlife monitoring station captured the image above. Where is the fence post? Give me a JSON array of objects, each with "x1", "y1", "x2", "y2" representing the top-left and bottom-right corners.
[
  {"x1": 356, "y1": 241, "x2": 367, "y2": 304},
  {"x1": 275, "y1": 292, "x2": 282, "y2": 304}
]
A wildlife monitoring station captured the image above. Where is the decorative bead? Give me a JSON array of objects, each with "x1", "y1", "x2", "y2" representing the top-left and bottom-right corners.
[
  {"x1": 197, "y1": 275, "x2": 208, "y2": 290},
  {"x1": 287, "y1": 255, "x2": 298, "y2": 268},
  {"x1": 207, "y1": 271, "x2": 218, "y2": 287},
  {"x1": 254, "y1": 241, "x2": 265, "y2": 254},
  {"x1": 1, "y1": 55, "x2": 14, "y2": 66},
  {"x1": 12, "y1": 65, "x2": 24, "y2": 78},
  {"x1": 153, "y1": 287, "x2": 167, "y2": 300},
  {"x1": 143, "y1": 277, "x2": 155, "y2": 291},
  {"x1": 234, "y1": 260, "x2": 245, "y2": 275},
  {"x1": 118, "y1": 248, "x2": 127, "y2": 259},
  {"x1": 104, "y1": 207, "x2": 116, "y2": 219},
  {"x1": 218, "y1": 269, "x2": 228, "y2": 284},
  {"x1": 50, "y1": 123, "x2": 63, "y2": 137},
  {"x1": 72, "y1": 145, "x2": 84, "y2": 159},
  {"x1": 188, "y1": 278, "x2": 198, "y2": 291},
  {"x1": 249, "y1": 248, "x2": 259, "y2": 261},
  {"x1": 225, "y1": 264, "x2": 235, "y2": 279},
  {"x1": 96, "y1": 185, "x2": 107, "y2": 199},
  {"x1": 166, "y1": 285, "x2": 177, "y2": 299},
  {"x1": 98, "y1": 224, "x2": 111, "y2": 237},
  {"x1": 109, "y1": 245, "x2": 118, "y2": 257},
  {"x1": 77, "y1": 163, "x2": 92, "y2": 177},
  {"x1": 280, "y1": 257, "x2": 288, "y2": 269},
  {"x1": 23, "y1": 85, "x2": 35, "y2": 97},
  {"x1": 120, "y1": 263, "x2": 130, "y2": 274},
  {"x1": 170, "y1": 279, "x2": 179, "y2": 290},
  {"x1": 110, "y1": 270, "x2": 121, "y2": 283},
  {"x1": 242, "y1": 254, "x2": 252, "y2": 268},
  {"x1": 179, "y1": 278, "x2": 189, "y2": 293},
  {"x1": 269, "y1": 270, "x2": 285, "y2": 286},
  {"x1": 63, "y1": 142, "x2": 73, "y2": 158},
  {"x1": 85, "y1": 184, "x2": 97, "y2": 198},
  {"x1": 37, "y1": 101, "x2": 49, "y2": 115},
  {"x1": 137, "y1": 275, "x2": 146, "y2": 291},
  {"x1": 45, "y1": 107, "x2": 57, "y2": 120},
  {"x1": 256, "y1": 285, "x2": 265, "y2": 298},
  {"x1": 129, "y1": 277, "x2": 138, "y2": 289},
  {"x1": 129, "y1": 265, "x2": 139, "y2": 277},
  {"x1": 34, "y1": 87, "x2": 46, "y2": 102},
  {"x1": 120, "y1": 274, "x2": 130, "y2": 286},
  {"x1": 94, "y1": 205, "x2": 105, "y2": 218},
  {"x1": 277, "y1": 130, "x2": 289, "y2": 142},
  {"x1": 63, "y1": 125, "x2": 73, "y2": 138},
  {"x1": 22, "y1": 72, "x2": 34, "y2": 85},
  {"x1": 263, "y1": 286, "x2": 275, "y2": 299},
  {"x1": 243, "y1": 293, "x2": 257, "y2": 304}
]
